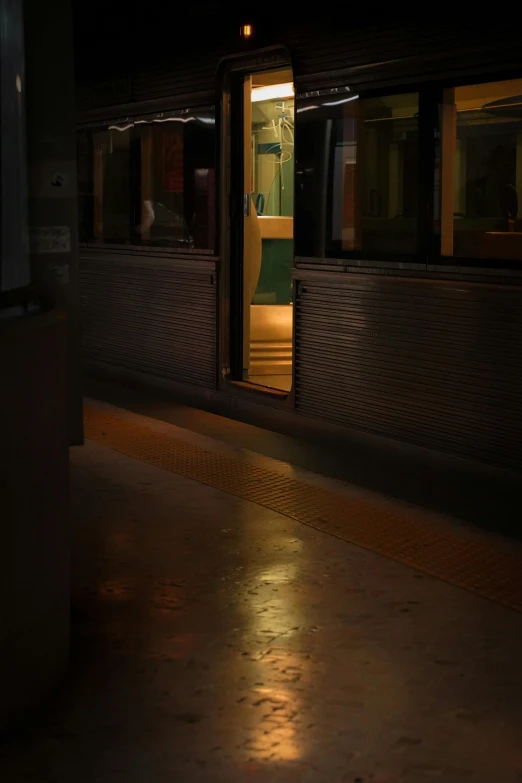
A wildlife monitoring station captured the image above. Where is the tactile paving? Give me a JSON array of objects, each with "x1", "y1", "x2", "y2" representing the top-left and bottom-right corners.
[{"x1": 84, "y1": 404, "x2": 522, "y2": 612}]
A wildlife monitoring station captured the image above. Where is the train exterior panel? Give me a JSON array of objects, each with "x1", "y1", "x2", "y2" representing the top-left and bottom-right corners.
[{"x1": 76, "y1": 9, "x2": 522, "y2": 472}]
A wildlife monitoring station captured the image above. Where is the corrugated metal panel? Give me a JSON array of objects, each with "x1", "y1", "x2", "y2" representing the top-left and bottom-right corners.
[
  {"x1": 80, "y1": 252, "x2": 216, "y2": 388},
  {"x1": 131, "y1": 63, "x2": 217, "y2": 105},
  {"x1": 76, "y1": 15, "x2": 522, "y2": 113},
  {"x1": 295, "y1": 274, "x2": 522, "y2": 470},
  {"x1": 287, "y1": 20, "x2": 522, "y2": 91},
  {"x1": 74, "y1": 9, "x2": 232, "y2": 113},
  {"x1": 76, "y1": 76, "x2": 132, "y2": 113}
]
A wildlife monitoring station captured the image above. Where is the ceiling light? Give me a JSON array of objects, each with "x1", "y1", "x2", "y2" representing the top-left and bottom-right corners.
[
  {"x1": 240, "y1": 24, "x2": 253, "y2": 38},
  {"x1": 251, "y1": 83, "x2": 294, "y2": 103}
]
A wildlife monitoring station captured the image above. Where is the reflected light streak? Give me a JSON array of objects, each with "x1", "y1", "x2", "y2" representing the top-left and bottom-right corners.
[
  {"x1": 237, "y1": 539, "x2": 308, "y2": 763},
  {"x1": 257, "y1": 559, "x2": 301, "y2": 584},
  {"x1": 322, "y1": 94, "x2": 359, "y2": 106},
  {"x1": 153, "y1": 116, "x2": 195, "y2": 123},
  {"x1": 108, "y1": 116, "x2": 214, "y2": 131},
  {"x1": 108, "y1": 123, "x2": 134, "y2": 132},
  {"x1": 247, "y1": 683, "x2": 303, "y2": 761}
]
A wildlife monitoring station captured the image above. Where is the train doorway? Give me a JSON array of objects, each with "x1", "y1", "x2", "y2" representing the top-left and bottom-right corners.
[{"x1": 227, "y1": 66, "x2": 294, "y2": 393}]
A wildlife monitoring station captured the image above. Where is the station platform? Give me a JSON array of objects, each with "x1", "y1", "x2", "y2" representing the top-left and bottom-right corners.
[{"x1": 1, "y1": 392, "x2": 522, "y2": 782}]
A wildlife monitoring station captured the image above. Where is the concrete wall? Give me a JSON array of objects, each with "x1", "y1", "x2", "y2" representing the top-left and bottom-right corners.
[
  {"x1": 0, "y1": 0, "x2": 80, "y2": 732},
  {"x1": 0, "y1": 308, "x2": 69, "y2": 731},
  {"x1": 24, "y1": 0, "x2": 83, "y2": 445}
]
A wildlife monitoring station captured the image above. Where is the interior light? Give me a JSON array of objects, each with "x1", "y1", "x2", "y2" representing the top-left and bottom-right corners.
[
  {"x1": 251, "y1": 83, "x2": 294, "y2": 103},
  {"x1": 240, "y1": 23, "x2": 253, "y2": 38}
]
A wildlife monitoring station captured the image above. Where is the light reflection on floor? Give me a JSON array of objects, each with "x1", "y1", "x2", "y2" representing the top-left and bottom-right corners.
[
  {"x1": 239, "y1": 547, "x2": 305, "y2": 763},
  {"x1": 1, "y1": 415, "x2": 522, "y2": 782}
]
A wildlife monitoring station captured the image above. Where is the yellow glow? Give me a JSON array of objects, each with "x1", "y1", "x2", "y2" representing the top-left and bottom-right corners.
[
  {"x1": 246, "y1": 679, "x2": 303, "y2": 761},
  {"x1": 251, "y1": 83, "x2": 294, "y2": 103},
  {"x1": 257, "y1": 561, "x2": 300, "y2": 584},
  {"x1": 241, "y1": 24, "x2": 253, "y2": 38}
]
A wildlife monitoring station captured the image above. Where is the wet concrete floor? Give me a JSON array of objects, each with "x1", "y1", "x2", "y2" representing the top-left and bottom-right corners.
[{"x1": 1, "y1": 406, "x2": 522, "y2": 782}]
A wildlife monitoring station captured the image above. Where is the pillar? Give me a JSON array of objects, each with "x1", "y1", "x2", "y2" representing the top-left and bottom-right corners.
[{"x1": 0, "y1": 0, "x2": 78, "y2": 732}]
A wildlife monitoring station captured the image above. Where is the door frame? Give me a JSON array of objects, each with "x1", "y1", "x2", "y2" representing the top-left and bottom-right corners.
[{"x1": 217, "y1": 46, "x2": 295, "y2": 402}]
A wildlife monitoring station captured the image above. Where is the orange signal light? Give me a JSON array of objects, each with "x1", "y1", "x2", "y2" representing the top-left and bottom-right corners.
[{"x1": 240, "y1": 24, "x2": 253, "y2": 38}]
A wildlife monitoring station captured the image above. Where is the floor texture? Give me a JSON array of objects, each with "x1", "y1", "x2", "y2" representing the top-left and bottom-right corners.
[{"x1": 1, "y1": 399, "x2": 522, "y2": 782}]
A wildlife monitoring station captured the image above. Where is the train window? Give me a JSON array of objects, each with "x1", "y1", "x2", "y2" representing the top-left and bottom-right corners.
[
  {"x1": 440, "y1": 78, "x2": 522, "y2": 261},
  {"x1": 77, "y1": 110, "x2": 216, "y2": 250},
  {"x1": 294, "y1": 91, "x2": 419, "y2": 259}
]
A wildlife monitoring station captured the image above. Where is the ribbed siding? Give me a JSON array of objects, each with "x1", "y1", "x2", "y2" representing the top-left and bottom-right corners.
[
  {"x1": 289, "y1": 21, "x2": 522, "y2": 91},
  {"x1": 295, "y1": 275, "x2": 522, "y2": 470},
  {"x1": 76, "y1": 18, "x2": 522, "y2": 113},
  {"x1": 131, "y1": 59, "x2": 219, "y2": 105},
  {"x1": 75, "y1": 23, "x2": 228, "y2": 113},
  {"x1": 80, "y1": 253, "x2": 216, "y2": 388}
]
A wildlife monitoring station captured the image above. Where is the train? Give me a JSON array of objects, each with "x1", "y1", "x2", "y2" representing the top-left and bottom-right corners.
[{"x1": 75, "y1": 7, "x2": 522, "y2": 476}]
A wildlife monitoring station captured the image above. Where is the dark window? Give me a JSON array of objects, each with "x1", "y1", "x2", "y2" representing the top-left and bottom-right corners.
[
  {"x1": 295, "y1": 91, "x2": 419, "y2": 259},
  {"x1": 77, "y1": 110, "x2": 216, "y2": 251},
  {"x1": 1, "y1": 0, "x2": 29, "y2": 292},
  {"x1": 440, "y1": 78, "x2": 522, "y2": 261}
]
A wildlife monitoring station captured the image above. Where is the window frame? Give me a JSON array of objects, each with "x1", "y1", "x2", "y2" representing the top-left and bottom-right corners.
[
  {"x1": 295, "y1": 72, "x2": 522, "y2": 274},
  {"x1": 433, "y1": 70, "x2": 522, "y2": 273},
  {"x1": 75, "y1": 70, "x2": 522, "y2": 274},
  {"x1": 76, "y1": 104, "x2": 219, "y2": 256},
  {"x1": 294, "y1": 82, "x2": 434, "y2": 268}
]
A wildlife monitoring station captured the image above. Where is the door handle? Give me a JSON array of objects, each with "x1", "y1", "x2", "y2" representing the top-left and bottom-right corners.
[{"x1": 243, "y1": 193, "x2": 250, "y2": 217}]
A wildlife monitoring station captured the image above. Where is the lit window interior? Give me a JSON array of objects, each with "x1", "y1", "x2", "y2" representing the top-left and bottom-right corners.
[{"x1": 442, "y1": 77, "x2": 522, "y2": 259}]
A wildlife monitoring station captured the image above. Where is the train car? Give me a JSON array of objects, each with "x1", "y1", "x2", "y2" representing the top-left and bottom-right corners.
[{"x1": 75, "y1": 6, "x2": 522, "y2": 477}]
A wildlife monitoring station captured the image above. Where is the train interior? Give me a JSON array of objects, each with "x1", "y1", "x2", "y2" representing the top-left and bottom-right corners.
[{"x1": 242, "y1": 68, "x2": 294, "y2": 392}]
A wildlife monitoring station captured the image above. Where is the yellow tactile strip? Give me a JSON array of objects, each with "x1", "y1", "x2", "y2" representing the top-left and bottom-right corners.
[{"x1": 84, "y1": 404, "x2": 522, "y2": 613}]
